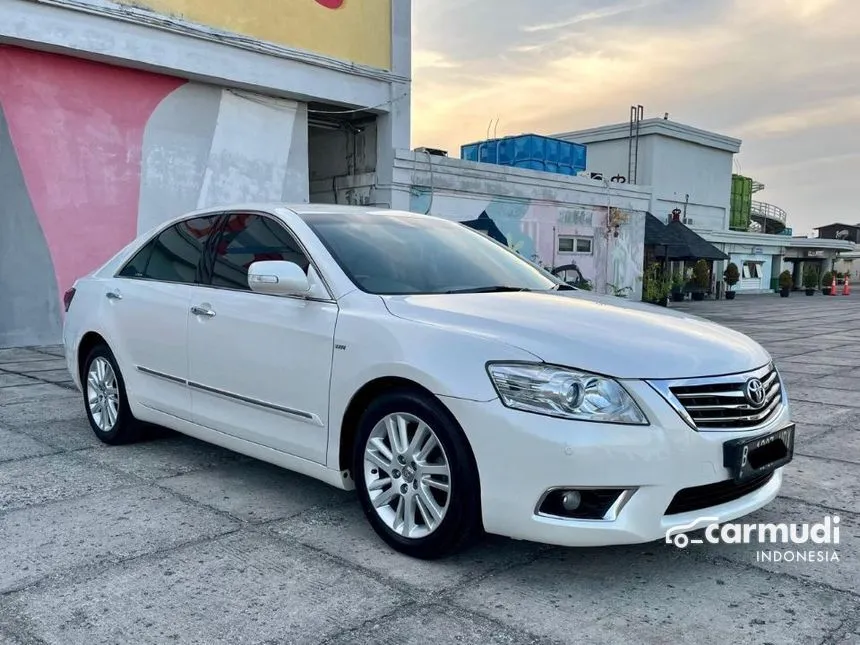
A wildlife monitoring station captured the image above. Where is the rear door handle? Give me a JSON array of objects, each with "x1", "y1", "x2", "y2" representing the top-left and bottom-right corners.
[
  {"x1": 106, "y1": 291, "x2": 122, "y2": 300},
  {"x1": 190, "y1": 304, "x2": 216, "y2": 318}
]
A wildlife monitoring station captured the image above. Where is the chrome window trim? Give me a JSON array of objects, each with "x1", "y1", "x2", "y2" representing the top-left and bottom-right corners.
[
  {"x1": 113, "y1": 213, "x2": 224, "y2": 285},
  {"x1": 208, "y1": 210, "x2": 337, "y2": 301},
  {"x1": 113, "y1": 210, "x2": 337, "y2": 302}
]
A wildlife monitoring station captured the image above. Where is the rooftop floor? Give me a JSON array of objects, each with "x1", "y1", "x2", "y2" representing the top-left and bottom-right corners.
[{"x1": 0, "y1": 293, "x2": 858, "y2": 644}]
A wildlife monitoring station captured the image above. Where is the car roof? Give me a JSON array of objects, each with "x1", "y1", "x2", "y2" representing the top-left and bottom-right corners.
[{"x1": 173, "y1": 202, "x2": 430, "y2": 221}]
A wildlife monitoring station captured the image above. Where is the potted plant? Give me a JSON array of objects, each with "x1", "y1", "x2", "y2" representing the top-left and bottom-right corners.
[
  {"x1": 670, "y1": 270, "x2": 685, "y2": 302},
  {"x1": 822, "y1": 271, "x2": 833, "y2": 295},
  {"x1": 723, "y1": 262, "x2": 739, "y2": 300},
  {"x1": 642, "y1": 263, "x2": 670, "y2": 307},
  {"x1": 690, "y1": 259, "x2": 709, "y2": 301},
  {"x1": 802, "y1": 265, "x2": 819, "y2": 296},
  {"x1": 778, "y1": 270, "x2": 792, "y2": 297}
]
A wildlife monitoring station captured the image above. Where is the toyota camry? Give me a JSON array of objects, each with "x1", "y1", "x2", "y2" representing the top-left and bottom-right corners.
[{"x1": 62, "y1": 204, "x2": 794, "y2": 559}]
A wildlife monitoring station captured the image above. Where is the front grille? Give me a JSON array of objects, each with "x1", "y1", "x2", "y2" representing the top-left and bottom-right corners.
[
  {"x1": 665, "y1": 472, "x2": 774, "y2": 515},
  {"x1": 668, "y1": 365, "x2": 783, "y2": 430}
]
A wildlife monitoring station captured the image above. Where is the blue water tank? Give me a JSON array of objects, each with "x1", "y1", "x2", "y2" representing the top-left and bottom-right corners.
[{"x1": 459, "y1": 134, "x2": 587, "y2": 176}]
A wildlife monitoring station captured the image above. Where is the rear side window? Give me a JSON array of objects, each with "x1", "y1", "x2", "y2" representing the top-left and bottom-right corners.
[
  {"x1": 209, "y1": 213, "x2": 310, "y2": 291},
  {"x1": 118, "y1": 215, "x2": 222, "y2": 284},
  {"x1": 118, "y1": 243, "x2": 155, "y2": 279}
]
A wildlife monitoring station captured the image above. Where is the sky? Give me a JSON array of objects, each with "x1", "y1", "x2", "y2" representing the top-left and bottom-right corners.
[{"x1": 410, "y1": 0, "x2": 860, "y2": 236}]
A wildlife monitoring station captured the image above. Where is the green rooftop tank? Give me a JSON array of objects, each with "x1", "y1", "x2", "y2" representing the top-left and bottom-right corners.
[{"x1": 730, "y1": 174, "x2": 752, "y2": 231}]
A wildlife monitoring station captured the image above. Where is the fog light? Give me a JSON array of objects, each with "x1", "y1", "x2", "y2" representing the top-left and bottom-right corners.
[
  {"x1": 537, "y1": 488, "x2": 632, "y2": 520},
  {"x1": 561, "y1": 491, "x2": 581, "y2": 511}
]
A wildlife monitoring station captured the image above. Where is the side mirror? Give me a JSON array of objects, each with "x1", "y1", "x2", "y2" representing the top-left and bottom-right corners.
[{"x1": 247, "y1": 260, "x2": 310, "y2": 296}]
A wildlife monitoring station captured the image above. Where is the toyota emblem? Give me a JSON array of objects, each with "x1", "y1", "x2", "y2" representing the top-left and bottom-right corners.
[{"x1": 744, "y1": 378, "x2": 766, "y2": 408}]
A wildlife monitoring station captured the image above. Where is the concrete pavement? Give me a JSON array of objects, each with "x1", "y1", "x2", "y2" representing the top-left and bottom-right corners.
[{"x1": 0, "y1": 293, "x2": 858, "y2": 644}]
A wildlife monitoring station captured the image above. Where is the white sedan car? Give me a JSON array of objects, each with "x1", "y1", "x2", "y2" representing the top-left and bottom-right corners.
[{"x1": 62, "y1": 204, "x2": 795, "y2": 559}]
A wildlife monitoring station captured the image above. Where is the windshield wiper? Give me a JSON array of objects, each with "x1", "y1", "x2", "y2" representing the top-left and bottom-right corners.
[{"x1": 443, "y1": 286, "x2": 532, "y2": 294}]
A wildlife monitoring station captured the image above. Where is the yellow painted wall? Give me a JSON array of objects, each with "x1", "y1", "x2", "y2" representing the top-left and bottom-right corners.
[{"x1": 121, "y1": 0, "x2": 391, "y2": 70}]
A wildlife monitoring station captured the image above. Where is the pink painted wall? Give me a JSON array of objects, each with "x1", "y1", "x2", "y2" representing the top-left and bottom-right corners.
[
  {"x1": 0, "y1": 45, "x2": 309, "y2": 347},
  {"x1": 0, "y1": 46, "x2": 184, "y2": 301}
]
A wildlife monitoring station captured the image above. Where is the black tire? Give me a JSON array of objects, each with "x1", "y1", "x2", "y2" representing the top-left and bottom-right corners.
[
  {"x1": 81, "y1": 344, "x2": 142, "y2": 445},
  {"x1": 352, "y1": 388, "x2": 482, "y2": 559}
]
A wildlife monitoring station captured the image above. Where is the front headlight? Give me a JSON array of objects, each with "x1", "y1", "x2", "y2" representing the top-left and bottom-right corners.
[{"x1": 486, "y1": 362, "x2": 649, "y2": 425}]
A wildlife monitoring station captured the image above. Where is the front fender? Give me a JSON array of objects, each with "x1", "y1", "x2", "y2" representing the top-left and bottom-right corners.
[{"x1": 325, "y1": 295, "x2": 540, "y2": 470}]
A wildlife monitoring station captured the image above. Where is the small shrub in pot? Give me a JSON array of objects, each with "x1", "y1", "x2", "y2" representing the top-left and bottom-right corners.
[
  {"x1": 778, "y1": 270, "x2": 792, "y2": 297},
  {"x1": 802, "y1": 265, "x2": 819, "y2": 296},
  {"x1": 822, "y1": 271, "x2": 833, "y2": 295},
  {"x1": 723, "y1": 262, "x2": 739, "y2": 300}
]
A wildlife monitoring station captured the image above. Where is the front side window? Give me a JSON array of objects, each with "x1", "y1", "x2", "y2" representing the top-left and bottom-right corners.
[
  {"x1": 118, "y1": 215, "x2": 221, "y2": 284},
  {"x1": 209, "y1": 213, "x2": 310, "y2": 291},
  {"x1": 301, "y1": 212, "x2": 561, "y2": 295}
]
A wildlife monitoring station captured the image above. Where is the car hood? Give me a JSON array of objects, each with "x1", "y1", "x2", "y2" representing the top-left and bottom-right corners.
[{"x1": 382, "y1": 290, "x2": 771, "y2": 380}]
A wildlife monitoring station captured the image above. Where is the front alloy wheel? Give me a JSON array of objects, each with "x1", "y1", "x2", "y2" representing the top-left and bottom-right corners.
[
  {"x1": 363, "y1": 412, "x2": 452, "y2": 539},
  {"x1": 353, "y1": 389, "x2": 482, "y2": 559}
]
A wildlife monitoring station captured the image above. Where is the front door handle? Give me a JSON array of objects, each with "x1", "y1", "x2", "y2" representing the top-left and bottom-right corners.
[
  {"x1": 106, "y1": 291, "x2": 122, "y2": 300},
  {"x1": 190, "y1": 304, "x2": 216, "y2": 318}
]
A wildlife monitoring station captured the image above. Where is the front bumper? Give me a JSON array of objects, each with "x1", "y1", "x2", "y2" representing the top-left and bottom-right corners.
[{"x1": 440, "y1": 379, "x2": 790, "y2": 547}]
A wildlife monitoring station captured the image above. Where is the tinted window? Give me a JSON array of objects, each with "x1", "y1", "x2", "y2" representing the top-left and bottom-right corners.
[
  {"x1": 119, "y1": 215, "x2": 220, "y2": 284},
  {"x1": 301, "y1": 212, "x2": 559, "y2": 295},
  {"x1": 209, "y1": 214, "x2": 310, "y2": 291},
  {"x1": 118, "y1": 242, "x2": 155, "y2": 278}
]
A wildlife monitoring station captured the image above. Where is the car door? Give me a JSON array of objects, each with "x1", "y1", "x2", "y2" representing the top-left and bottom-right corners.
[
  {"x1": 187, "y1": 212, "x2": 337, "y2": 464},
  {"x1": 109, "y1": 214, "x2": 223, "y2": 420}
]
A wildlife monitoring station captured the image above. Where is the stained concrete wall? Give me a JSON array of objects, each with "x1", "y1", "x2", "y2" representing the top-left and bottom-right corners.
[
  {"x1": 0, "y1": 105, "x2": 63, "y2": 347},
  {"x1": 0, "y1": 45, "x2": 308, "y2": 347},
  {"x1": 138, "y1": 84, "x2": 308, "y2": 236}
]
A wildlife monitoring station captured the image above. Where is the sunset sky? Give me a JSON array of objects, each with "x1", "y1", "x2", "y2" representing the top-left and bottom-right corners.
[{"x1": 411, "y1": 0, "x2": 859, "y2": 235}]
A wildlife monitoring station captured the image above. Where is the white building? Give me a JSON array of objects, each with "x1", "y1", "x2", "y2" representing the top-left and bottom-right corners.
[
  {"x1": 553, "y1": 117, "x2": 855, "y2": 293},
  {"x1": 0, "y1": 0, "x2": 410, "y2": 347},
  {"x1": 555, "y1": 118, "x2": 739, "y2": 232}
]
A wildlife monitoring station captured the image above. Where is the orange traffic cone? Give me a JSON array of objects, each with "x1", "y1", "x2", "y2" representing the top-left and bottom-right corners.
[
  {"x1": 842, "y1": 275, "x2": 851, "y2": 296},
  {"x1": 831, "y1": 275, "x2": 837, "y2": 296}
]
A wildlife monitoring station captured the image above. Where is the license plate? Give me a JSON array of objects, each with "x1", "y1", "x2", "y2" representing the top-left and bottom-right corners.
[{"x1": 723, "y1": 424, "x2": 795, "y2": 483}]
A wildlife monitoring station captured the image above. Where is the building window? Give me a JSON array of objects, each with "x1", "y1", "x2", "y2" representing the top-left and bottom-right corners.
[
  {"x1": 558, "y1": 236, "x2": 593, "y2": 254},
  {"x1": 742, "y1": 261, "x2": 763, "y2": 279}
]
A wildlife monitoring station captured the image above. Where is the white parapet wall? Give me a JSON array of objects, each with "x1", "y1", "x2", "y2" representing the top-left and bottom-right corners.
[{"x1": 387, "y1": 150, "x2": 653, "y2": 299}]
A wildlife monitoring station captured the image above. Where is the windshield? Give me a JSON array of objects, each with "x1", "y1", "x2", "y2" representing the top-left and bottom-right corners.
[{"x1": 300, "y1": 211, "x2": 563, "y2": 295}]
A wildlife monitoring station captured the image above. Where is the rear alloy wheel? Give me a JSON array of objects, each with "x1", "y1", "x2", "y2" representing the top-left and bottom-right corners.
[
  {"x1": 353, "y1": 390, "x2": 481, "y2": 559},
  {"x1": 83, "y1": 345, "x2": 141, "y2": 445}
]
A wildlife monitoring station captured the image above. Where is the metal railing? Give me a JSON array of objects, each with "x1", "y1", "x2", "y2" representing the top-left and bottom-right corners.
[{"x1": 750, "y1": 200, "x2": 788, "y2": 224}]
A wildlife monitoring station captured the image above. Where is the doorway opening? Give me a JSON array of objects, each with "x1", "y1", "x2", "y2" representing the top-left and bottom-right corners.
[{"x1": 307, "y1": 102, "x2": 379, "y2": 207}]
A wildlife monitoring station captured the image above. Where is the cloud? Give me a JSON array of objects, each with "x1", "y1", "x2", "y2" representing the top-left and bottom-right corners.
[
  {"x1": 412, "y1": 50, "x2": 461, "y2": 70},
  {"x1": 522, "y1": 0, "x2": 668, "y2": 33},
  {"x1": 734, "y1": 96, "x2": 860, "y2": 138},
  {"x1": 411, "y1": 0, "x2": 860, "y2": 232}
]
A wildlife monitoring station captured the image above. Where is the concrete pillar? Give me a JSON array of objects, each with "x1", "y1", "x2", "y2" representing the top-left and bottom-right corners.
[{"x1": 375, "y1": 0, "x2": 411, "y2": 211}]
